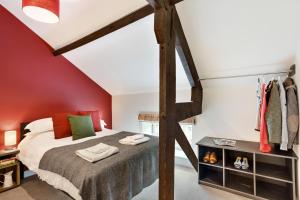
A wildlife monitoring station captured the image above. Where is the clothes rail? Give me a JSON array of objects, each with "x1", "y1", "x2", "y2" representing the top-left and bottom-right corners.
[{"x1": 199, "y1": 64, "x2": 296, "y2": 81}]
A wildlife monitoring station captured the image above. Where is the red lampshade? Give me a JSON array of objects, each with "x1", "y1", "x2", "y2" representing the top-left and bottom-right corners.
[{"x1": 22, "y1": 0, "x2": 60, "y2": 23}]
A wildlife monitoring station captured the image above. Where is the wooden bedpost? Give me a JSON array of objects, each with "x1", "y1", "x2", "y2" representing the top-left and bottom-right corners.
[{"x1": 146, "y1": 0, "x2": 203, "y2": 200}]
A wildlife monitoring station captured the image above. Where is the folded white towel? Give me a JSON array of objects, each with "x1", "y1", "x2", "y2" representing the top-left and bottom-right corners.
[
  {"x1": 84, "y1": 143, "x2": 111, "y2": 154},
  {"x1": 125, "y1": 134, "x2": 145, "y2": 141},
  {"x1": 119, "y1": 137, "x2": 150, "y2": 145},
  {"x1": 76, "y1": 143, "x2": 119, "y2": 163}
]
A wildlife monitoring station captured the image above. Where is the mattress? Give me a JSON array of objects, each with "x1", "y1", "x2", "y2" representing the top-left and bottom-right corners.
[
  {"x1": 17, "y1": 128, "x2": 119, "y2": 200},
  {"x1": 39, "y1": 132, "x2": 158, "y2": 200}
]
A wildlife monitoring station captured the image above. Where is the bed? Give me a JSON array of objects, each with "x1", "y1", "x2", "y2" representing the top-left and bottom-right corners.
[{"x1": 17, "y1": 123, "x2": 159, "y2": 200}]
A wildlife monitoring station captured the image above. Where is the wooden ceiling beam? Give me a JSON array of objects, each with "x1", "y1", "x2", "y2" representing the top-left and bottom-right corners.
[
  {"x1": 155, "y1": 7, "x2": 177, "y2": 200},
  {"x1": 175, "y1": 124, "x2": 198, "y2": 171},
  {"x1": 174, "y1": 9, "x2": 202, "y2": 88},
  {"x1": 147, "y1": 0, "x2": 165, "y2": 9},
  {"x1": 147, "y1": 1, "x2": 202, "y2": 199},
  {"x1": 53, "y1": 0, "x2": 183, "y2": 56},
  {"x1": 176, "y1": 102, "x2": 202, "y2": 122},
  {"x1": 191, "y1": 86, "x2": 202, "y2": 102},
  {"x1": 53, "y1": 5, "x2": 153, "y2": 56}
]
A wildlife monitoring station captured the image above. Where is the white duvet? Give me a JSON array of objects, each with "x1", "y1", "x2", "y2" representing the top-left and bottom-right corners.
[{"x1": 17, "y1": 128, "x2": 119, "y2": 200}]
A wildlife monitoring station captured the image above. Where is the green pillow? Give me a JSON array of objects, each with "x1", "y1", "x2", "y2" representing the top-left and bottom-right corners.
[{"x1": 68, "y1": 115, "x2": 96, "y2": 140}]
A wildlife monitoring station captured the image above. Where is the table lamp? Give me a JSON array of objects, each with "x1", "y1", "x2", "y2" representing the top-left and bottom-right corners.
[
  {"x1": 101, "y1": 120, "x2": 107, "y2": 129},
  {"x1": 4, "y1": 130, "x2": 17, "y2": 150}
]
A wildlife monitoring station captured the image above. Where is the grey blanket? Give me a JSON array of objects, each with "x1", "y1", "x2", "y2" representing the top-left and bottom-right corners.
[{"x1": 39, "y1": 132, "x2": 159, "y2": 200}]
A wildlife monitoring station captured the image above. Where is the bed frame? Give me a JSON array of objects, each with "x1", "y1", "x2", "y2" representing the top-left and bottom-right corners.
[{"x1": 19, "y1": 122, "x2": 30, "y2": 179}]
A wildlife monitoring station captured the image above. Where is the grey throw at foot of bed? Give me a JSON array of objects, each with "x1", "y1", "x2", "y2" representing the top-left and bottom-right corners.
[{"x1": 39, "y1": 132, "x2": 159, "y2": 200}]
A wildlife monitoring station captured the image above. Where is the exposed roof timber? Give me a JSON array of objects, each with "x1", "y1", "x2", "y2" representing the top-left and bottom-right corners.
[
  {"x1": 146, "y1": 0, "x2": 202, "y2": 199},
  {"x1": 53, "y1": 0, "x2": 183, "y2": 56},
  {"x1": 176, "y1": 102, "x2": 202, "y2": 122},
  {"x1": 175, "y1": 124, "x2": 198, "y2": 170},
  {"x1": 148, "y1": 0, "x2": 180, "y2": 9},
  {"x1": 147, "y1": 0, "x2": 163, "y2": 9},
  {"x1": 174, "y1": 9, "x2": 201, "y2": 88}
]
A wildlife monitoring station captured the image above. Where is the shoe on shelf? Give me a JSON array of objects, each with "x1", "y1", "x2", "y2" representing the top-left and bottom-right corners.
[
  {"x1": 234, "y1": 156, "x2": 242, "y2": 169},
  {"x1": 209, "y1": 152, "x2": 218, "y2": 164},
  {"x1": 203, "y1": 151, "x2": 210, "y2": 163},
  {"x1": 241, "y1": 157, "x2": 249, "y2": 170}
]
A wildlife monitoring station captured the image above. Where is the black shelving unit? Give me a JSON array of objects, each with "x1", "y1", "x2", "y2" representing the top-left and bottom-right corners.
[{"x1": 197, "y1": 137, "x2": 298, "y2": 200}]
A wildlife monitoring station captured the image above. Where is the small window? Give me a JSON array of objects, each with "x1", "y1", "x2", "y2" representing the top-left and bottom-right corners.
[{"x1": 139, "y1": 121, "x2": 153, "y2": 135}]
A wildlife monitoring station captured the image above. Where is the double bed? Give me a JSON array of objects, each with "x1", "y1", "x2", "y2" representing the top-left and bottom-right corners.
[{"x1": 17, "y1": 123, "x2": 159, "y2": 200}]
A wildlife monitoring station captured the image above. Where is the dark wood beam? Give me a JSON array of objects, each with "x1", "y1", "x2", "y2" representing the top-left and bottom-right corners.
[
  {"x1": 191, "y1": 86, "x2": 203, "y2": 102},
  {"x1": 158, "y1": 34, "x2": 176, "y2": 200},
  {"x1": 147, "y1": 0, "x2": 177, "y2": 199},
  {"x1": 174, "y1": 9, "x2": 201, "y2": 88},
  {"x1": 53, "y1": 5, "x2": 153, "y2": 56},
  {"x1": 148, "y1": 0, "x2": 177, "y2": 10},
  {"x1": 147, "y1": 0, "x2": 164, "y2": 9},
  {"x1": 53, "y1": 0, "x2": 183, "y2": 56},
  {"x1": 175, "y1": 124, "x2": 198, "y2": 171},
  {"x1": 148, "y1": 0, "x2": 202, "y2": 199},
  {"x1": 176, "y1": 102, "x2": 202, "y2": 122},
  {"x1": 153, "y1": 8, "x2": 172, "y2": 44}
]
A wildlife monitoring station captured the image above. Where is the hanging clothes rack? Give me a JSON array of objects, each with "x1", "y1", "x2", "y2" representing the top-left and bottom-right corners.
[{"x1": 199, "y1": 64, "x2": 296, "y2": 81}]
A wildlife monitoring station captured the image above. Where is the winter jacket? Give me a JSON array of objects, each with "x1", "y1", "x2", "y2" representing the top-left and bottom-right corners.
[
  {"x1": 283, "y1": 78, "x2": 299, "y2": 149},
  {"x1": 266, "y1": 81, "x2": 282, "y2": 144}
]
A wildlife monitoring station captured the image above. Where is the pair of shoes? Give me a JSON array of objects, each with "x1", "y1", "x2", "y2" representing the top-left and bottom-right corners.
[
  {"x1": 203, "y1": 152, "x2": 217, "y2": 164},
  {"x1": 234, "y1": 157, "x2": 249, "y2": 170}
]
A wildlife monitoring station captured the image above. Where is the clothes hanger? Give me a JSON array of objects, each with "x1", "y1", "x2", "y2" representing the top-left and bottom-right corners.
[
  {"x1": 262, "y1": 76, "x2": 266, "y2": 84},
  {"x1": 271, "y1": 76, "x2": 275, "y2": 81},
  {"x1": 257, "y1": 76, "x2": 261, "y2": 84}
]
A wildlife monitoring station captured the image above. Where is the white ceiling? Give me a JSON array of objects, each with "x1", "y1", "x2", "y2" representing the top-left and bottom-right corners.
[{"x1": 2, "y1": 0, "x2": 300, "y2": 95}]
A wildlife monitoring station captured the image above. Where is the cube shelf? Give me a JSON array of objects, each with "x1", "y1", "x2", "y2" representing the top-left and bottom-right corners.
[
  {"x1": 256, "y1": 154, "x2": 292, "y2": 182},
  {"x1": 199, "y1": 165, "x2": 223, "y2": 186},
  {"x1": 225, "y1": 150, "x2": 253, "y2": 174},
  {"x1": 225, "y1": 170, "x2": 254, "y2": 194},
  {"x1": 197, "y1": 137, "x2": 298, "y2": 200},
  {"x1": 256, "y1": 176, "x2": 293, "y2": 200}
]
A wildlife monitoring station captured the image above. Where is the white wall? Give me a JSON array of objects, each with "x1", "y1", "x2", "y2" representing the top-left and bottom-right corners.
[{"x1": 113, "y1": 78, "x2": 261, "y2": 151}]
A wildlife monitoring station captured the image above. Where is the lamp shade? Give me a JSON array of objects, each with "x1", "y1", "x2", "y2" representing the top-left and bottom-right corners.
[
  {"x1": 22, "y1": 0, "x2": 60, "y2": 23},
  {"x1": 4, "y1": 131, "x2": 17, "y2": 146}
]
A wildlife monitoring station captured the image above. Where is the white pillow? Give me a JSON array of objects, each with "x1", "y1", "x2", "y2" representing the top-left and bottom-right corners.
[
  {"x1": 24, "y1": 131, "x2": 50, "y2": 138},
  {"x1": 25, "y1": 118, "x2": 53, "y2": 133}
]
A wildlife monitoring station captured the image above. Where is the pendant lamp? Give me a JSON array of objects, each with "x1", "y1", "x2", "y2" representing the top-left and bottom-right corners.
[{"x1": 22, "y1": 0, "x2": 60, "y2": 23}]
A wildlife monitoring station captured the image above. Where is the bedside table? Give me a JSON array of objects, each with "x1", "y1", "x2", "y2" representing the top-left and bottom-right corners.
[{"x1": 0, "y1": 149, "x2": 20, "y2": 193}]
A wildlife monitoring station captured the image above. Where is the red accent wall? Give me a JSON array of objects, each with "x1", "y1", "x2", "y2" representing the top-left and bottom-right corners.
[{"x1": 0, "y1": 6, "x2": 112, "y2": 147}]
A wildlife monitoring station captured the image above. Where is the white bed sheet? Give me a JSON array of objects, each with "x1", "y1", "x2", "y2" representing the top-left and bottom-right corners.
[{"x1": 17, "y1": 128, "x2": 119, "y2": 200}]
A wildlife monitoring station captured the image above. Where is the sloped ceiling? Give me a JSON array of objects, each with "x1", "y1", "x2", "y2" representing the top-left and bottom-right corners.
[{"x1": 2, "y1": 0, "x2": 300, "y2": 95}]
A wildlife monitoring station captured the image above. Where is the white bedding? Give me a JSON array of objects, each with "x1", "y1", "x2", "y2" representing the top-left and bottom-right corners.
[{"x1": 17, "y1": 128, "x2": 119, "y2": 200}]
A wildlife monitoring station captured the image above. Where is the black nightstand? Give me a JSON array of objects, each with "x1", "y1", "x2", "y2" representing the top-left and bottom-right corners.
[{"x1": 0, "y1": 149, "x2": 20, "y2": 193}]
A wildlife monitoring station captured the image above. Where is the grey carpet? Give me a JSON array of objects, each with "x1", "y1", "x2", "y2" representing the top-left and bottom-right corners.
[{"x1": 0, "y1": 166, "x2": 250, "y2": 200}]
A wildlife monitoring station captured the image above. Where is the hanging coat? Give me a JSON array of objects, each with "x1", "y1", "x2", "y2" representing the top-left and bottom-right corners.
[
  {"x1": 283, "y1": 78, "x2": 299, "y2": 149},
  {"x1": 260, "y1": 83, "x2": 272, "y2": 153},
  {"x1": 279, "y1": 78, "x2": 288, "y2": 151},
  {"x1": 265, "y1": 81, "x2": 282, "y2": 144}
]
